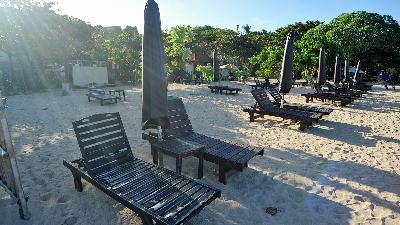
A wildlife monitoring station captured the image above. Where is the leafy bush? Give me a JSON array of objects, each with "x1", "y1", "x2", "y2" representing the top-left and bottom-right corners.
[
  {"x1": 233, "y1": 66, "x2": 250, "y2": 81},
  {"x1": 195, "y1": 64, "x2": 213, "y2": 81}
]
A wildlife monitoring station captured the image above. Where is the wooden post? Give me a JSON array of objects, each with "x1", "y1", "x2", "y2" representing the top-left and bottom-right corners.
[{"x1": 0, "y1": 103, "x2": 30, "y2": 219}]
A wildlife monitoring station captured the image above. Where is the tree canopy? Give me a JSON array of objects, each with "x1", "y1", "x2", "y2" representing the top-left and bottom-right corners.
[{"x1": 0, "y1": 1, "x2": 399, "y2": 95}]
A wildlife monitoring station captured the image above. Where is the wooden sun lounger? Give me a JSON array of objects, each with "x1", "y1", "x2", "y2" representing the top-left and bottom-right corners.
[
  {"x1": 63, "y1": 113, "x2": 220, "y2": 225},
  {"x1": 86, "y1": 92, "x2": 118, "y2": 106},
  {"x1": 244, "y1": 89, "x2": 323, "y2": 131},
  {"x1": 145, "y1": 97, "x2": 264, "y2": 184},
  {"x1": 248, "y1": 79, "x2": 264, "y2": 90},
  {"x1": 208, "y1": 86, "x2": 242, "y2": 95},
  {"x1": 301, "y1": 86, "x2": 353, "y2": 107},
  {"x1": 267, "y1": 87, "x2": 333, "y2": 115},
  {"x1": 325, "y1": 83, "x2": 363, "y2": 97}
]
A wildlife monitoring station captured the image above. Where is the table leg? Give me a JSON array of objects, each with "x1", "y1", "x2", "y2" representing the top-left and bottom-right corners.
[
  {"x1": 151, "y1": 148, "x2": 159, "y2": 165},
  {"x1": 198, "y1": 153, "x2": 203, "y2": 179},
  {"x1": 123, "y1": 91, "x2": 126, "y2": 101},
  {"x1": 159, "y1": 153, "x2": 164, "y2": 167},
  {"x1": 176, "y1": 157, "x2": 182, "y2": 175}
]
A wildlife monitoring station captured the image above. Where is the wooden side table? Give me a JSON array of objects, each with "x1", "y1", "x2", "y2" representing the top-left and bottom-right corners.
[
  {"x1": 151, "y1": 138, "x2": 205, "y2": 179},
  {"x1": 109, "y1": 89, "x2": 126, "y2": 101}
]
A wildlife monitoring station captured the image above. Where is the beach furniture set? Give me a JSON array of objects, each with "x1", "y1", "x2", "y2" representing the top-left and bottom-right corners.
[
  {"x1": 64, "y1": 96, "x2": 264, "y2": 224},
  {"x1": 63, "y1": 112, "x2": 221, "y2": 225}
]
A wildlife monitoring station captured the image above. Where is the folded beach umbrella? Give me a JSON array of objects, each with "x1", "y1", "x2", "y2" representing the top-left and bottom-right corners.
[
  {"x1": 317, "y1": 48, "x2": 327, "y2": 85},
  {"x1": 344, "y1": 59, "x2": 350, "y2": 82},
  {"x1": 354, "y1": 60, "x2": 362, "y2": 83},
  {"x1": 333, "y1": 55, "x2": 341, "y2": 84},
  {"x1": 142, "y1": 0, "x2": 169, "y2": 130},
  {"x1": 279, "y1": 33, "x2": 295, "y2": 93},
  {"x1": 213, "y1": 48, "x2": 219, "y2": 82}
]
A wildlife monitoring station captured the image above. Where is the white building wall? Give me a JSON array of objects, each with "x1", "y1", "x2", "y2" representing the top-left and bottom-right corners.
[{"x1": 72, "y1": 66, "x2": 108, "y2": 86}]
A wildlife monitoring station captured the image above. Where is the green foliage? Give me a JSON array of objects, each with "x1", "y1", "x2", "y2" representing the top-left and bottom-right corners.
[
  {"x1": 110, "y1": 26, "x2": 142, "y2": 83},
  {"x1": 298, "y1": 11, "x2": 400, "y2": 73},
  {"x1": 250, "y1": 46, "x2": 284, "y2": 78},
  {"x1": 233, "y1": 66, "x2": 251, "y2": 80},
  {"x1": 249, "y1": 21, "x2": 322, "y2": 79},
  {"x1": 164, "y1": 25, "x2": 195, "y2": 81},
  {"x1": 195, "y1": 64, "x2": 213, "y2": 81}
]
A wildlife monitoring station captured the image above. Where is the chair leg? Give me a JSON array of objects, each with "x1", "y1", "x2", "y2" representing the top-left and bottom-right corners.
[
  {"x1": 249, "y1": 112, "x2": 255, "y2": 122},
  {"x1": 140, "y1": 213, "x2": 154, "y2": 225},
  {"x1": 151, "y1": 148, "x2": 159, "y2": 165},
  {"x1": 176, "y1": 157, "x2": 182, "y2": 175},
  {"x1": 218, "y1": 164, "x2": 228, "y2": 185},
  {"x1": 159, "y1": 153, "x2": 164, "y2": 167},
  {"x1": 198, "y1": 153, "x2": 204, "y2": 179},
  {"x1": 299, "y1": 122, "x2": 307, "y2": 131},
  {"x1": 73, "y1": 174, "x2": 83, "y2": 192}
]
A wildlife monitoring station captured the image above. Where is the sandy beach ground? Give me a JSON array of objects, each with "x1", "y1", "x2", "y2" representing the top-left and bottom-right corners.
[{"x1": 1, "y1": 82, "x2": 399, "y2": 225}]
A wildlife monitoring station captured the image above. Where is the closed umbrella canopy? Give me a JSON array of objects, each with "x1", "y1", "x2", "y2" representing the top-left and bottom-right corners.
[
  {"x1": 213, "y1": 48, "x2": 219, "y2": 82},
  {"x1": 344, "y1": 59, "x2": 350, "y2": 82},
  {"x1": 333, "y1": 55, "x2": 341, "y2": 84},
  {"x1": 279, "y1": 33, "x2": 295, "y2": 93},
  {"x1": 354, "y1": 60, "x2": 362, "y2": 83},
  {"x1": 317, "y1": 48, "x2": 327, "y2": 85},
  {"x1": 142, "y1": 0, "x2": 169, "y2": 130}
]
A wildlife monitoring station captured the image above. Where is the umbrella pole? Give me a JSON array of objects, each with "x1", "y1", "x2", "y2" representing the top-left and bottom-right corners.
[
  {"x1": 280, "y1": 94, "x2": 285, "y2": 108},
  {"x1": 157, "y1": 126, "x2": 164, "y2": 167}
]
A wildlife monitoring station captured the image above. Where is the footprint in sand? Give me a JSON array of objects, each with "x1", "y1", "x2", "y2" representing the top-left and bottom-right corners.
[
  {"x1": 63, "y1": 216, "x2": 78, "y2": 225},
  {"x1": 57, "y1": 195, "x2": 68, "y2": 204},
  {"x1": 32, "y1": 176, "x2": 46, "y2": 186},
  {"x1": 40, "y1": 192, "x2": 53, "y2": 202}
]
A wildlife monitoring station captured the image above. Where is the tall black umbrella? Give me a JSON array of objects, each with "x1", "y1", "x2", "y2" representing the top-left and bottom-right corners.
[
  {"x1": 344, "y1": 59, "x2": 350, "y2": 82},
  {"x1": 279, "y1": 32, "x2": 295, "y2": 94},
  {"x1": 142, "y1": 0, "x2": 169, "y2": 130},
  {"x1": 213, "y1": 48, "x2": 219, "y2": 82},
  {"x1": 333, "y1": 55, "x2": 341, "y2": 84},
  {"x1": 317, "y1": 48, "x2": 327, "y2": 85}
]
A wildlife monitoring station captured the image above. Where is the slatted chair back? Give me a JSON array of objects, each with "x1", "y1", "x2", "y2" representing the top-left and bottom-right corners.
[
  {"x1": 267, "y1": 87, "x2": 286, "y2": 104},
  {"x1": 72, "y1": 113, "x2": 133, "y2": 175},
  {"x1": 251, "y1": 89, "x2": 276, "y2": 111},
  {"x1": 163, "y1": 97, "x2": 194, "y2": 139}
]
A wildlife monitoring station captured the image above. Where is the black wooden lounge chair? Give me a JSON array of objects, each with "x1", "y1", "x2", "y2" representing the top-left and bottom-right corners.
[
  {"x1": 220, "y1": 86, "x2": 242, "y2": 95},
  {"x1": 301, "y1": 86, "x2": 353, "y2": 107},
  {"x1": 208, "y1": 86, "x2": 242, "y2": 95},
  {"x1": 86, "y1": 92, "x2": 118, "y2": 106},
  {"x1": 244, "y1": 89, "x2": 323, "y2": 131},
  {"x1": 248, "y1": 78, "x2": 264, "y2": 89},
  {"x1": 325, "y1": 83, "x2": 363, "y2": 98},
  {"x1": 267, "y1": 87, "x2": 333, "y2": 115},
  {"x1": 145, "y1": 97, "x2": 264, "y2": 184},
  {"x1": 208, "y1": 85, "x2": 227, "y2": 94},
  {"x1": 63, "y1": 113, "x2": 220, "y2": 225},
  {"x1": 86, "y1": 87, "x2": 118, "y2": 106}
]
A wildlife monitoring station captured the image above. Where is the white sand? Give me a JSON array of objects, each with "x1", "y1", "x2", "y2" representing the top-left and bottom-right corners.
[{"x1": 0, "y1": 83, "x2": 399, "y2": 225}]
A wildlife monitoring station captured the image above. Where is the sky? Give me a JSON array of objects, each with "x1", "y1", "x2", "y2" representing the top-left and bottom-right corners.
[{"x1": 51, "y1": 0, "x2": 400, "y2": 33}]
